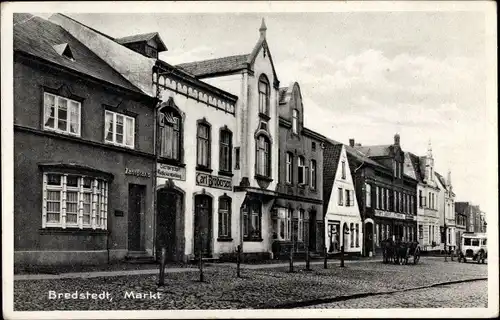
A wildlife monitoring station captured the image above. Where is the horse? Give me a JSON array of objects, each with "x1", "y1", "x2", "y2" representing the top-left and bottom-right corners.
[{"x1": 381, "y1": 238, "x2": 395, "y2": 264}]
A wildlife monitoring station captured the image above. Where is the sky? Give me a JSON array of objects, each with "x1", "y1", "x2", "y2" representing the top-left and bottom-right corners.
[{"x1": 35, "y1": 9, "x2": 496, "y2": 217}]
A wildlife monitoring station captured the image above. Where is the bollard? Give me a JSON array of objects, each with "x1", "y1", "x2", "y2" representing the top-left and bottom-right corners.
[
  {"x1": 199, "y1": 247, "x2": 204, "y2": 282},
  {"x1": 324, "y1": 246, "x2": 328, "y2": 269},
  {"x1": 236, "y1": 245, "x2": 241, "y2": 278},
  {"x1": 157, "y1": 247, "x2": 167, "y2": 286},
  {"x1": 305, "y1": 246, "x2": 312, "y2": 271},
  {"x1": 340, "y1": 245, "x2": 345, "y2": 267},
  {"x1": 289, "y1": 246, "x2": 294, "y2": 273}
]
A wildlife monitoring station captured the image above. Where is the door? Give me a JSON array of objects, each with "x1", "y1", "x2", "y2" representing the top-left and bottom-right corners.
[
  {"x1": 194, "y1": 195, "x2": 212, "y2": 257},
  {"x1": 308, "y1": 211, "x2": 317, "y2": 251},
  {"x1": 156, "y1": 189, "x2": 182, "y2": 261},
  {"x1": 364, "y1": 222, "x2": 373, "y2": 256},
  {"x1": 128, "y1": 184, "x2": 146, "y2": 251}
]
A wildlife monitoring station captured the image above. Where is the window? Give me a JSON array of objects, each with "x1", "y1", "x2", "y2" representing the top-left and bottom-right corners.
[
  {"x1": 350, "y1": 223, "x2": 354, "y2": 248},
  {"x1": 375, "y1": 224, "x2": 380, "y2": 245},
  {"x1": 258, "y1": 75, "x2": 270, "y2": 115},
  {"x1": 219, "y1": 130, "x2": 232, "y2": 172},
  {"x1": 375, "y1": 186, "x2": 380, "y2": 209},
  {"x1": 341, "y1": 161, "x2": 346, "y2": 179},
  {"x1": 345, "y1": 189, "x2": 351, "y2": 207},
  {"x1": 292, "y1": 109, "x2": 298, "y2": 134},
  {"x1": 234, "y1": 147, "x2": 240, "y2": 170},
  {"x1": 312, "y1": 142, "x2": 316, "y2": 151},
  {"x1": 297, "y1": 209, "x2": 305, "y2": 241},
  {"x1": 44, "y1": 93, "x2": 81, "y2": 136},
  {"x1": 428, "y1": 192, "x2": 431, "y2": 208},
  {"x1": 256, "y1": 135, "x2": 271, "y2": 177},
  {"x1": 419, "y1": 190, "x2": 423, "y2": 208},
  {"x1": 243, "y1": 201, "x2": 262, "y2": 240},
  {"x1": 298, "y1": 156, "x2": 306, "y2": 184},
  {"x1": 355, "y1": 224, "x2": 360, "y2": 247},
  {"x1": 43, "y1": 173, "x2": 108, "y2": 229},
  {"x1": 274, "y1": 208, "x2": 292, "y2": 241},
  {"x1": 399, "y1": 192, "x2": 403, "y2": 212},
  {"x1": 386, "y1": 189, "x2": 390, "y2": 211},
  {"x1": 218, "y1": 196, "x2": 231, "y2": 239},
  {"x1": 159, "y1": 108, "x2": 181, "y2": 160},
  {"x1": 310, "y1": 160, "x2": 317, "y2": 189},
  {"x1": 393, "y1": 190, "x2": 397, "y2": 212},
  {"x1": 338, "y1": 187, "x2": 344, "y2": 206},
  {"x1": 382, "y1": 188, "x2": 386, "y2": 210},
  {"x1": 365, "y1": 184, "x2": 372, "y2": 208},
  {"x1": 197, "y1": 122, "x2": 211, "y2": 168},
  {"x1": 286, "y1": 152, "x2": 293, "y2": 184},
  {"x1": 105, "y1": 110, "x2": 135, "y2": 148}
]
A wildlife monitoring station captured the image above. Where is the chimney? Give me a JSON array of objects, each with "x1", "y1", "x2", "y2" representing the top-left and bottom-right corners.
[
  {"x1": 349, "y1": 139, "x2": 355, "y2": 147},
  {"x1": 394, "y1": 133, "x2": 400, "y2": 146}
]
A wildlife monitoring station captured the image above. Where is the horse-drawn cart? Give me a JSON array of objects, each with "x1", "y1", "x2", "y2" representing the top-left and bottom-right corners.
[{"x1": 382, "y1": 239, "x2": 421, "y2": 265}]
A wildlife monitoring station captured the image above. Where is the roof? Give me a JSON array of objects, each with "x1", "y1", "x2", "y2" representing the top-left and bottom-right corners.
[
  {"x1": 407, "y1": 152, "x2": 424, "y2": 182},
  {"x1": 323, "y1": 142, "x2": 344, "y2": 213},
  {"x1": 354, "y1": 145, "x2": 392, "y2": 157},
  {"x1": 176, "y1": 54, "x2": 250, "y2": 78},
  {"x1": 434, "y1": 171, "x2": 447, "y2": 189},
  {"x1": 14, "y1": 13, "x2": 142, "y2": 94},
  {"x1": 115, "y1": 32, "x2": 167, "y2": 52}
]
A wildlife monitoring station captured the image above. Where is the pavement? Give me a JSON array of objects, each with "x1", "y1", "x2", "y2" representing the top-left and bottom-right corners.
[{"x1": 13, "y1": 257, "x2": 488, "y2": 310}]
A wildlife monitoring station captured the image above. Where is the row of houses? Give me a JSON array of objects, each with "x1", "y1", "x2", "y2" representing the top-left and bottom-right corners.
[{"x1": 13, "y1": 13, "x2": 484, "y2": 266}]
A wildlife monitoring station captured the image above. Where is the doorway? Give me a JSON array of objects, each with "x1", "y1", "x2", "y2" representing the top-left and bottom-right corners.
[
  {"x1": 194, "y1": 195, "x2": 212, "y2": 257},
  {"x1": 156, "y1": 188, "x2": 183, "y2": 261},
  {"x1": 364, "y1": 222, "x2": 374, "y2": 256},
  {"x1": 128, "y1": 184, "x2": 146, "y2": 251}
]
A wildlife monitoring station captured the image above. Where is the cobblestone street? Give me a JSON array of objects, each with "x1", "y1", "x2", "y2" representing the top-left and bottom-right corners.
[
  {"x1": 300, "y1": 279, "x2": 488, "y2": 309},
  {"x1": 13, "y1": 257, "x2": 488, "y2": 310}
]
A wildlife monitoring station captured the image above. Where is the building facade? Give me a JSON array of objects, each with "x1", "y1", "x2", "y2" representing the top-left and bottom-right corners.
[
  {"x1": 14, "y1": 14, "x2": 158, "y2": 265},
  {"x1": 270, "y1": 82, "x2": 324, "y2": 257},
  {"x1": 435, "y1": 170, "x2": 456, "y2": 252},
  {"x1": 346, "y1": 134, "x2": 418, "y2": 257},
  {"x1": 404, "y1": 143, "x2": 442, "y2": 252},
  {"x1": 323, "y1": 142, "x2": 363, "y2": 255}
]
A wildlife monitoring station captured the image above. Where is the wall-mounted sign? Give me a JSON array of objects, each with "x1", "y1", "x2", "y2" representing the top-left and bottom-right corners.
[
  {"x1": 195, "y1": 172, "x2": 232, "y2": 191},
  {"x1": 374, "y1": 210, "x2": 406, "y2": 220},
  {"x1": 125, "y1": 168, "x2": 151, "y2": 178},
  {"x1": 157, "y1": 163, "x2": 186, "y2": 181}
]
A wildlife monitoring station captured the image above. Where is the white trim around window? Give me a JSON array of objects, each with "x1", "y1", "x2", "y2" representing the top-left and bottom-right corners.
[
  {"x1": 104, "y1": 110, "x2": 135, "y2": 149},
  {"x1": 42, "y1": 173, "x2": 108, "y2": 230},
  {"x1": 43, "y1": 92, "x2": 81, "y2": 136}
]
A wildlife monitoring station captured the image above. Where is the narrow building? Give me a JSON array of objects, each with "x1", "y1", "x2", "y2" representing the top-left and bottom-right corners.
[
  {"x1": 13, "y1": 14, "x2": 158, "y2": 265},
  {"x1": 435, "y1": 170, "x2": 456, "y2": 252},
  {"x1": 271, "y1": 82, "x2": 324, "y2": 258},
  {"x1": 323, "y1": 141, "x2": 363, "y2": 256},
  {"x1": 347, "y1": 134, "x2": 418, "y2": 257}
]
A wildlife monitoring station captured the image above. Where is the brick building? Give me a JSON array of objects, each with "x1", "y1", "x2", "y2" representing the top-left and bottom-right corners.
[{"x1": 13, "y1": 14, "x2": 158, "y2": 266}]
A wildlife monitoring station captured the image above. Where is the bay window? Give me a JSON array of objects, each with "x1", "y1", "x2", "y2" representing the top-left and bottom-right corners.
[
  {"x1": 43, "y1": 173, "x2": 108, "y2": 229},
  {"x1": 105, "y1": 110, "x2": 135, "y2": 148},
  {"x1": 44, "y1": 92, "x2": 81, "y2": 136}
]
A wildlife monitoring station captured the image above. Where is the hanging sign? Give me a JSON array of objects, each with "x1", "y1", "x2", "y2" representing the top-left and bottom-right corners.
[{"x1": 157, "y1": 163, "x2": 186, "y2": 181}]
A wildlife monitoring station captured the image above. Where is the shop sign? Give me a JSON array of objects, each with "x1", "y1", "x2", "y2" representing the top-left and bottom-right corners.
[
  {"x1": 125, "y1": 167, "x2": 151, "y2": 178},
  {"x1": 195, "y1": 172, "x2": 232, "y2": 191},
  {"x1": 374, "y1": 210, "x2": 406, "y2": 220},
  {"x1": 157, "y1": 163, "x2": 186, "y2": 181}
]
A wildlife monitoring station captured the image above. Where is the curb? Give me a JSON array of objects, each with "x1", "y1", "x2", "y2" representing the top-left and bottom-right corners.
[{"x1": 267, "y1": 277, "x2": 488, "y2": 309}]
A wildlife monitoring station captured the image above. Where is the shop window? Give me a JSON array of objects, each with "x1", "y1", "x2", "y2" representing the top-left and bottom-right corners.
[
  {"x1": 218, "y1": 196, "x2": 231, "y2": 239},
  {"x1": 159, "y1": 105, "x2": 182, "y2": 160},
  {"x1": 43, "y1": 92, "x2": 81, "y2": 136},
  {"x1": 365, "y1": 183, "x2": 372, "y2": 208},
  {"x1": 43, "y1": 173, "x2": 108, "y2": 229},
  {"x1": 243, "y1": 201, "x2": 262, "y2": 240},
  {"x1": 256, "y1": 135, "x2": 271, "y2": 177},
  {"x1": 258, "y1": 74, "x2": 270, "y2": 115},
  {"x1": 219, "y1": 129, "x2": 232, "y2": 173},
  {"x1": 105, "y1": 110, "x2": 135, "y2": 149},
  {"x1": 196, "y1": 121, "x2": 211, "y2": 169},
  {"x1": 286, "y1": 152, "x2": 293, "y2": 184}
]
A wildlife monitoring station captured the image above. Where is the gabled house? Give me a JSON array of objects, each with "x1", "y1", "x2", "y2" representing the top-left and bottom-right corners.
[
  {"x1": 404, "y1": 142, "x2": 442, "y2": 251},
  {"x1": 435, "y1": 170, "x2": 456, "y2": 252},
  {"x1": 323, "y1": 142, "x2": 362, "y2": 255}
]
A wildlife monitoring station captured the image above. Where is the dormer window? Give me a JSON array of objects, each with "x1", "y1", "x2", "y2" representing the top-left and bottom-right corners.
[
  {"x1": 53, "y1": 43, "x2": 75, "y2": 61},
  {"x1": 258, "y1": 75, "x2": 270, "y2": 116},
  {"x1": 292, "y1": 109, "x2": 298, "y2": 134}
]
